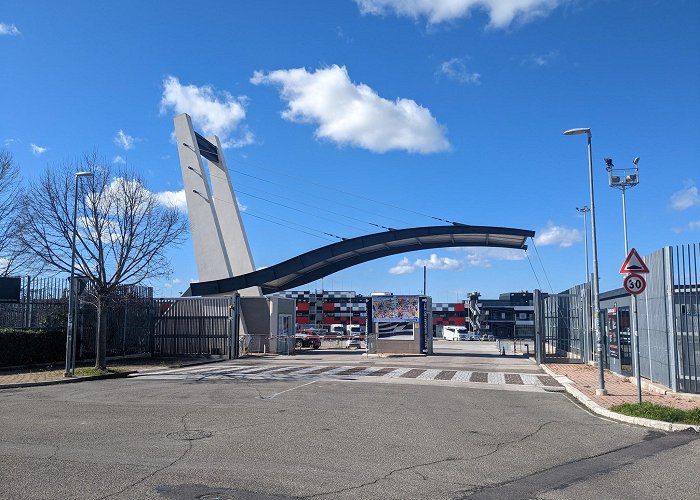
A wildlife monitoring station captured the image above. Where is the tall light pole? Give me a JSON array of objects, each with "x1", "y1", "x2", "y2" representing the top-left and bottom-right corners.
[
  {"x1": 605, "y1": 157, "x2": 642, "y2": 402},
  {"x1": 576, "y1": 206, "x2": 593, "y2": 361},
  {"x1": 564, "y1": 128, "x2": 606, "y2": 395},
  {"x1": 64, "y1": 171, "x2": 93, "y2": 377}
]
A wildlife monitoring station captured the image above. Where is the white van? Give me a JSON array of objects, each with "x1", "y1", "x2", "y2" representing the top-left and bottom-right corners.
[
  {"x1": 329, "y1": 324, "x2": 347, "y2": 336},
  {"x1": 443, "y1": 326, "x2": 469, "y2": 341},
  {"x1": 346, "y1": 324, "x2": 365, "y2": 335}
]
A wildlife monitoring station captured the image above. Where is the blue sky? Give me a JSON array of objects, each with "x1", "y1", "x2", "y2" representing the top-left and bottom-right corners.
[{"x1": 2, "y1": 1, "x2": 699, "y2": 301}]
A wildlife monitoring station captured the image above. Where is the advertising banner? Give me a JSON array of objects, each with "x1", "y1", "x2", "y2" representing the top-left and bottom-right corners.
[{"x1": 372, "y1": 295, "x2": 419, "y2": 323}]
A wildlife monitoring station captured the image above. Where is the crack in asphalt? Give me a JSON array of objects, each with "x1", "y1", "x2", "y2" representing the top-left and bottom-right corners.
[
  {"x1": 300, "y1": 456, "x2": 463, "y2": 499},
  {"x1": 95, "y1": 411, "x2": 195, "y2": 500},
  {"x1": 300, "y1": 420, "x2": 560, "y2": 498},
  {"x1": 455, "y1": 430, "x2": 699, "y2": 499}
]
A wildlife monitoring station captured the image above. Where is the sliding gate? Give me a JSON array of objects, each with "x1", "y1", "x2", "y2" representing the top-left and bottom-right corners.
[
  {"x1": 534, "y1": 287, "x2": 591, "y2": 364},
  {"x1": 152, "y1": 297, "x2": 234, "y2": 356}
]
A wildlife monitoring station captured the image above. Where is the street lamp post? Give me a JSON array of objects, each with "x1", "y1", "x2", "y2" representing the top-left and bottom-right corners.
[
  {"x1": 64, "y1": 171, "x2": 94, "y2": 377},
  {"x1": 576, "y1": 206, "x2": 593, "y2": 361},
  {"x1": 605, "y1": 157, "x2": 642, "y2": 402},
  {"x1": 564, "y1": 128, "x2": 606, "y2": 395}
]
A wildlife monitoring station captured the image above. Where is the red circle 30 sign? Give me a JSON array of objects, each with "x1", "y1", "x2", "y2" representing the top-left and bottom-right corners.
[{"x1": 623, "y1": 273, "x2": 646, "y2": 295}]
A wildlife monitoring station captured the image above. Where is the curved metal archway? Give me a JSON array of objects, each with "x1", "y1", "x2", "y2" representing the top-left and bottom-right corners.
[{"x1": 190, "y1": 224, "x2": 535, "y2": 296}]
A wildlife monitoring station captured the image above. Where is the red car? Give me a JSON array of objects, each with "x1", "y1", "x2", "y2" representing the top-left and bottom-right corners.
[{"x1": 294, "y1": 329, "x2": 321, "y2": 349}]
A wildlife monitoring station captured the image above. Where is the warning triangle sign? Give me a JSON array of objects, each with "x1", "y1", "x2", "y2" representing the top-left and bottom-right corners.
[{"x1": 620, "y1": 248, "x2": 649, "y2": 274}]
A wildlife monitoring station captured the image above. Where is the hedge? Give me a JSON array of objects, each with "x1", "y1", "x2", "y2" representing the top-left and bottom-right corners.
[{"x1": 0, "y1": 328, "x2": 66, "y2": 367}]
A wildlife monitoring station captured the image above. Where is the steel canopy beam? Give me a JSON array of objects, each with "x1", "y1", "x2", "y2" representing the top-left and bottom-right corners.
[{"x1": 190, "y1": 225, "x2": 535, "y2": 296}]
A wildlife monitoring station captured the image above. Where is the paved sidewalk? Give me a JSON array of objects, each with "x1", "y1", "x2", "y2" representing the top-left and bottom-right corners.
[
  {"x1": 0, "y1": 356, "x2": 225, "y2": 387},
  {"x1": 544, "y1": 363, "x2": 700, "y2": 410}
]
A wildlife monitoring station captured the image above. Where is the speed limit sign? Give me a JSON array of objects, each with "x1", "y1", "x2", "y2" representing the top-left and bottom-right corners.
[{"x1": 623, "y1": 273, "x2": 646, "y2": 295}]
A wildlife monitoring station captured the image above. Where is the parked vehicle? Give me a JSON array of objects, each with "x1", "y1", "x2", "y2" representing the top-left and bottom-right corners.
[
  {"x1": 345, "y1": 336, "x2": 362, "y2": 349},
  {"x1": 346, "y1": 324, "x2": 365, "y2": 336},
  {"x1": 443, "y1": 326, "x2": 470, "y2": 341},
  {"x1": 329, "y1": 324, "x2": 347, "y2": 336},
  {"x1": 467, "y1": 334, "x2": 481, "y2": 341},
  {"x1": 294, "y1": 329, "x2": 321, "y2": 349}
]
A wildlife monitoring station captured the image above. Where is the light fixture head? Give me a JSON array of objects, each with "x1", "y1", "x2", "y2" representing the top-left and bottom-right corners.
[
  {"x1": 75, "y1": 171, "x2": 94, "y2": 177},
  {"x1": 633, "y1": 156, "x2": 640, "y2": 166},
  {"x1": 563, "y1": 127, "x2": 591, "y2": 136},
  {"x1": 604, "y1": 158, "x2": 614, "y2": 168}
]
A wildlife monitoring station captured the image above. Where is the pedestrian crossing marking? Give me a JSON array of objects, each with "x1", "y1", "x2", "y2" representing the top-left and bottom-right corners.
[{"x1": 134, "y1": 363, "x2": 560, "y2": 389}]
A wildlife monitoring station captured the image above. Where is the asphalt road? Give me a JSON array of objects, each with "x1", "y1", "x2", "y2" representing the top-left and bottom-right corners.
[{"x1": 1, "y1": 345, "x2": 698, "y2": 500}]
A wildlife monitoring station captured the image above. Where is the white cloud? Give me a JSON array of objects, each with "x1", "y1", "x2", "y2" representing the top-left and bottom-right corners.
[
  {"x1": 389, "y1": 247, "x2": 526, "y2": 274},
  {"x1": 153, "y1": 188, "x2": 246, "y2": 214},
  {"x1": 415, "y1": 253, "x2": 462, "y2": 270},
  {"x1": 160, "y1": 76, "x2": 251, "y2": 149},
  {"x1": 670, "y1": 183, "x2": 700, "y2": 211},
  {"x1": 0, "y1": 23, "x2": 21, "y2": 36},
  {"x1": 674, "y1": 220, "x2": 700, "y2": 233},
  {"x1": 534, "y1": 223, "x2": 581, "y2": 248},
  {"x1": 225, "y1": 128, "x2": 255, "y2": 149},
  {"x1": 172, "y1": 277, "x2": 182, "y2": 285},
  {"x1": 155, "y1": 189, "x2": 187, "y2": 213},
  {"x1": 438, "y1": 58, "x2": 481, "y2": 84},
  {"x1": 462, "y1": 247, "x2": 526, "y2": 267},
  {"x1": 524, "y1": 49, "x2": 559, "y2": 66},
  {"x1": 112, "y1": 155, "x2": 126, "y2": 165},
  {"x1": 113, "y1": 129, "x2": 137, "y2": 150},
  {"x1": 30, "y1": 143, "x2": 47, "y2": 155},
  {"x1": 389, "y1": 257, "x2": 416, "y2": 275},
  {"x1": 163, "y1": 282, "x2": 173, "y2": 288},
  {"x1": 355, "y1": 0, "x2": 562, "y2": 29},
  {"x1": 251, "y1": 65, "x2": 449, "y2": 154}
]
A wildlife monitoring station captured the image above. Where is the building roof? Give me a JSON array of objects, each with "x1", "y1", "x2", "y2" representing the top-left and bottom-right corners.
[{"x1": 190, "y1": 224, "x2": 535, "y2": 296}]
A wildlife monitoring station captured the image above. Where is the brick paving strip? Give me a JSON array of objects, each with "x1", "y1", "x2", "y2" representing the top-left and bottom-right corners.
[
  {"x1": 334, "y1": 366, "x2": 370, "y2": 376},
  {"x1": 504, "y1": 373, "x2": 524, "y2": 385},
  {"x1": 296, "y1": 366, "x2": 339, "y2": 375},
  {"x1": 400, "y1": 369, "x2": 426, "y2": 379},
  {"x1": 365, "y1": 367, "x2": 398, "y2": 377},
  {"x1": 537, "y1": 375, "x2": 561, "y2": 387},
  {"x1": 469, "y1": 372, "x2": 489, "y2": 383},
  {"x1": 235, "y1": 366, "x2": 280, "y2": 374},
  {"x1": 434, "y1": 370, "x2": 457, "y2": 381}
]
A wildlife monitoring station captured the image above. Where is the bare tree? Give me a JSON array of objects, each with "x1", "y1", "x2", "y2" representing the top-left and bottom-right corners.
[
  {"x1": 19, "y1": 154, "x2": 187, "y2": 368},
  {"x1": 0, "y1": 149, "x2": 27, "y2": 276}
]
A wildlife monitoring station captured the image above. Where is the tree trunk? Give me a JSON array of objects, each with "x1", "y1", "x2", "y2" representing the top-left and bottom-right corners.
[{"x1": 95, "y1": 296, "x2": 107, "y2": 369}]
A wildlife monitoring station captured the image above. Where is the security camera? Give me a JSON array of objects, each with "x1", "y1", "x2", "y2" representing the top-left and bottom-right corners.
[{"x1": 633, "y1": 156, "x2": 640, "y2": 165}]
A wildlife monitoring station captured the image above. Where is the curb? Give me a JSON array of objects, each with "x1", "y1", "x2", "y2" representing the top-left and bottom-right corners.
[
  {"x1": 0, "y1": 357, "x2": 229, "y2": 390},
  {"x1": 540, "y1": 364, "x2": 700, "y2": 433},
  {"x1": 0, "y1": 370, "x2": 136, "y2": 390}
]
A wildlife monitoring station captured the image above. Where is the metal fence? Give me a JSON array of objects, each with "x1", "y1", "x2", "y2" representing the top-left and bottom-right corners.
[
  {"x1": 152, "y1": 297, "x2": 232, "y2": 356},
  {"x1": 534, "y1": 286, "x2": 590, "y2": 364},
  {"x1": 0, "y1": 277, "x2": 68, "y2": 329},
  {"x1": 0, "y1": 276, "x2": 154, "y2": 359},
  {"x1": 673, "y1": 244, "x2": 700, "y2": 393},
  {"x1": 534, "y1": 244, "x2": 700, "y2": 394}
]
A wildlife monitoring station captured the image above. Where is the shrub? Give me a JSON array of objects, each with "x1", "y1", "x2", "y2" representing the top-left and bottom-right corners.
[{"x1": 0, "y1": 328, "x2": 65, "y2": 367}]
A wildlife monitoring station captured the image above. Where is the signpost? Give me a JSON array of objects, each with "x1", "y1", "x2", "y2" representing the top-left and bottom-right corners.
[{"x1": 620, "y1": 248, "x2": 647, "y2": 402}]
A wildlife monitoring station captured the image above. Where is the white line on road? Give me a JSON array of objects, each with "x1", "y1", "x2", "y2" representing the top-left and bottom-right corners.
[{"x1": 257, "y1": 380, "x2": 318, "y2": 400}]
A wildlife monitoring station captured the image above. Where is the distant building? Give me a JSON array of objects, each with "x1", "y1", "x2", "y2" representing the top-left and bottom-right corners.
[{"x1": 272, "y1": 289, "x2": 535, "y2": 339}]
